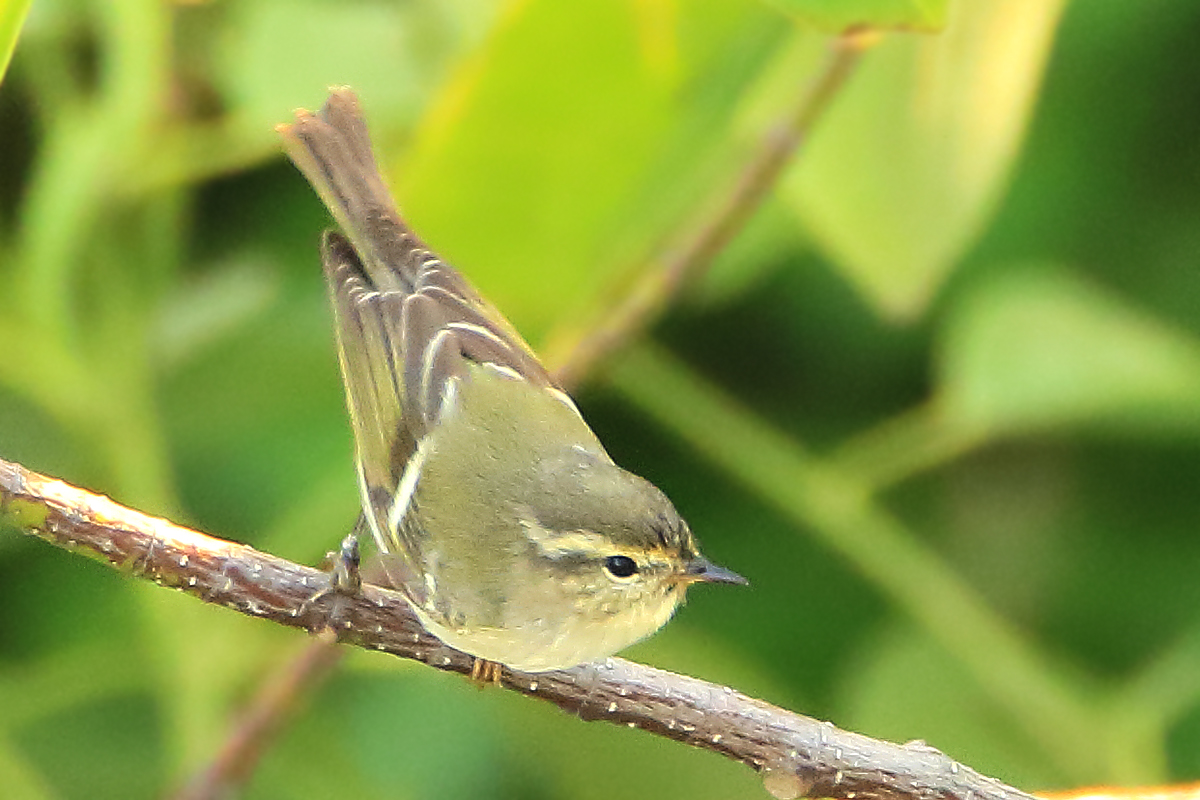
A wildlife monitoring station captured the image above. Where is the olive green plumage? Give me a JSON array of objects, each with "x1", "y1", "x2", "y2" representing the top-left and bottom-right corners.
[{"x1": 280, "y1": 89, "x2": 744, "y2": 672}]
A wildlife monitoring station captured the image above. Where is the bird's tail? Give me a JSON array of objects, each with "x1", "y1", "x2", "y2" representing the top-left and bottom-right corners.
[{"x1": 277, "y1": 87, "x2": 425, "y2": 294}]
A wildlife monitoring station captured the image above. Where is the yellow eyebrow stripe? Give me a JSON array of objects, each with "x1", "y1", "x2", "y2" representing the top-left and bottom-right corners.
[{"x1": 518, "y1": 514, "x2": 674, "y2": 565}]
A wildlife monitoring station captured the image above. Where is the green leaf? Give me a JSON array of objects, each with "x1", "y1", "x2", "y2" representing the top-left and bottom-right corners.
[
  {"x1": 765, "y1": 0, "x2": 948, "y2": 32},
  {"x1": 0, "y1": 733, "x2": 56, "y2": 800},
  {"x1": 0, "y1": 0, "x2": 31, "y2": 86},
  {"x1": 215, "y1": 0, "x2": 471, "y2": 139},
  {"x1": 397, "y1": 0, "x2": 779, "y2": 344},
  {"x1": 939, "y1": 267, "x2": 1200, "y2": 437},
  {"x1": 397, "y1": 0, "x2": 678, "y2": 343},
  {"x1": 783, "y1": 0, "x2": 1066, "y2": 319}
]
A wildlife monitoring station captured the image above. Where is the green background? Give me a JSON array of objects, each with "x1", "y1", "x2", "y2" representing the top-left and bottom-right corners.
[{"x1": 3, "y1": 0, "x2": 1200, "y2": 798}]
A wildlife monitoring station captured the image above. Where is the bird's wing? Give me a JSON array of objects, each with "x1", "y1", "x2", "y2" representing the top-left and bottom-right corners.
[{"x1": 279, "y1": 89, "x2": 559, "y2": 587}]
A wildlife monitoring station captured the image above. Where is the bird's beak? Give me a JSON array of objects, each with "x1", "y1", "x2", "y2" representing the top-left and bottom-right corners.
[{"x1": 684, "y1": 557, "x2": 748, "y2": 586}]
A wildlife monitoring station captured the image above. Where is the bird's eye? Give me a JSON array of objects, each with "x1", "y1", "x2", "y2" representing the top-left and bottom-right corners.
[{"x1": 604, "y1": 555, "x2": 639, "y2": 579}]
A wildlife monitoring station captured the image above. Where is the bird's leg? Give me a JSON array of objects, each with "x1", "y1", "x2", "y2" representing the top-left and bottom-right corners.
[
  {"x1": 470, "y1": 659, "x2": 504, "y2": 686},
  {"x1": 326, "y1": 529, "x2": 363, "y2": 596},
  {"x1": 300, "y1": 525, "x2": 363, "y2": 632}
]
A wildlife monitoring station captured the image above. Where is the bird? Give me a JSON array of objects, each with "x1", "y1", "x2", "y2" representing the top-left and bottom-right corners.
[{"x1": 278, "y1": 88, "x2": 745, "y2": 674}]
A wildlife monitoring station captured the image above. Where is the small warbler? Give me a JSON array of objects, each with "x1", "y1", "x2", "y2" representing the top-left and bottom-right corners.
[{"x1": 278, "y1": 89, "x2": 744, "y2": 673}]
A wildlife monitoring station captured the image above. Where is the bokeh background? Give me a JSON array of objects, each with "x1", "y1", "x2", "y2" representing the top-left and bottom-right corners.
[{"x1": 3, "y1": 0, "x2": 1200, "y2": 798}]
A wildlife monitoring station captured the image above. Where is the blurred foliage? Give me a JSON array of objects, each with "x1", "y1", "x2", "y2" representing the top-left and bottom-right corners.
[{"x1": 2, "y1": 0, "x2": 1200, "y2": 798}]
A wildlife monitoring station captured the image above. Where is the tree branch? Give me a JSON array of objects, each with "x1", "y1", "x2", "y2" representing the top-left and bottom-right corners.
[{"x1": 2, "y1": 455, "x2": 1036, "y2": 800}]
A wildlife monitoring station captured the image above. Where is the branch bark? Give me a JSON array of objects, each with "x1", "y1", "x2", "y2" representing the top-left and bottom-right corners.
[{"x1": 2, "y1": 455, "x2": 1036, "y2": 800}]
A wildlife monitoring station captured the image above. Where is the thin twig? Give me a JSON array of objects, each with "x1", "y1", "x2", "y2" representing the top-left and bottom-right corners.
[
  {"x1": 170, "y1": 629, "x2": 344, "y2": 800},
  {"x1": 2, "y1": 455, "x2": 1035, "y2": 800},
  {"x1": 550, "y1": 32, "x2": 872, "y2": 389}
]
